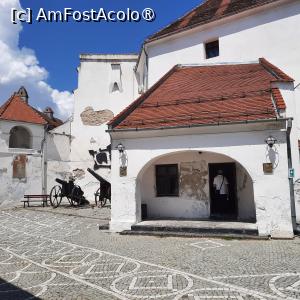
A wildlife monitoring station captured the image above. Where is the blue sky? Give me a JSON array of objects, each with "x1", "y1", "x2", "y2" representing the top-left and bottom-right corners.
[{"x1": 1, "y1": 0, "x2": 201, "y2": 118}]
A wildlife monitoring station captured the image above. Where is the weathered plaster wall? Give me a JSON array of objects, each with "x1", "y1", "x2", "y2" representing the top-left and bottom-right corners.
[
  {"x1": 236, "y1": 162, "x2": 255, "y2": 220},
  {"x1": 71, "y1": 55, "x2": 138, "y2": 163},
  {"x1": 140, "y1": 151, "x2": 255, "y2": 220},
  {"x1": 0, "y1": 120, "x2": 44, "y2": 207},
  {"x1": 67, "y1": 55, "x2": 138, "y2": 200},
  {"x1": 110, "y1": 125, "x2": 293, "y2": 238},
  {"x1": 0, "y1": 154, "x2": 43, "y2": 207}
]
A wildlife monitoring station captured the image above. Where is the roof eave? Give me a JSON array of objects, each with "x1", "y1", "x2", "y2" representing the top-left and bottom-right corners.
[
  {"x1": 107, "y1": 117, "x2": 287, "y2": 134},
  {"x1": 146, "y1": 0, "x2": 284, "y2": 44}
]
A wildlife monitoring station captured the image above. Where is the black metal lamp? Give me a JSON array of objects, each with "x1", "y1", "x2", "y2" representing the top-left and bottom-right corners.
[
  {"x1": 116, "y1": 143, "x2": 125, "y2": 153},
  {"x1": 265, "y1": 136, "x2": 277, "y2": 148}
]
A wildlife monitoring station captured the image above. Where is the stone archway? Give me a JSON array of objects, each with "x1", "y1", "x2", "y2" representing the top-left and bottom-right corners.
[{"x1": 136, "y1": 150, "x2": 256, "y2": 222}]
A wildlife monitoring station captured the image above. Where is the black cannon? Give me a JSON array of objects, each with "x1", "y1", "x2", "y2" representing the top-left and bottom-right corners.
[
  {"x1": 50, "y1": 178, "x2": 89, "y2": 208},
  {"x1": 87, "y1": 168, "x2": 111, "y2": 207}
]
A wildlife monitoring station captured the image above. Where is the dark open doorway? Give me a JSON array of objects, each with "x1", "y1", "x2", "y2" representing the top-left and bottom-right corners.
[{"x1": 209, "y1": 163, "x2": 237, "y2": 220}]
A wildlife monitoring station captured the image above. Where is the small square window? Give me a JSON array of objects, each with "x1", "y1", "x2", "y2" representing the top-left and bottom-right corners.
[
  {"x1": 156, "y1": 164, "x2": 179, "y2": 197},
  {"x1": 205, "y1": 40, "x2": 219, "y2": 59}
]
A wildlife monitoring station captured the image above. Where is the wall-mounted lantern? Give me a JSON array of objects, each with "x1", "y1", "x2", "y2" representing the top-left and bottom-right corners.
[
  {"x1": 116, "y1": 143, "x2": 125, "y2": 153},
  {"x1": 265, "y1": 136, "x2": 277, "y2": 148},
  {"x1": 116, "y1": 143, "x2": 127, "y2": 176}
]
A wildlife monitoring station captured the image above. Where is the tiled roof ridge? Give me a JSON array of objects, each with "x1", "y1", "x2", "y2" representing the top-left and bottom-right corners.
[
  {"x1": 0, "y1": 93, "x2": 46, "y2": 125},
  {"x1": 259, "y1": 58, "x2": 294, "y2": 82},
  {"x1": 271, "y1": 88, "x2": 286, "y2": 110},
  {"x1": 32, "y1": 107, "x2": 63, "y2": 127},
  {"x1": 0, "y1": 93, "x2": 16, "y2": 116},
  {"x1": 147, "y1": 0, "x2": 281, "y2": 42},
  {"x1": 24, "y1": 98, "x2": 48, "y2": 124},
  {"x1": 152, "y1": 1, "x2": 210, "y2": 35}
]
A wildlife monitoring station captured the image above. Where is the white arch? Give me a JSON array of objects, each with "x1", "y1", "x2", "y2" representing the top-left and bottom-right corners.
[
  {"x1": 136, "y1": 150, "x2": 253, "y2": 182},
  {"x1": 135, "y1": 150, "x2": 256, "y2": 222}
]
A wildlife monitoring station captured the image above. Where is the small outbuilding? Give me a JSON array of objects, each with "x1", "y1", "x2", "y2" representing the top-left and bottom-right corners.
[{"x1": 107, "y1": 59, "x2": 297, "y2": 238}]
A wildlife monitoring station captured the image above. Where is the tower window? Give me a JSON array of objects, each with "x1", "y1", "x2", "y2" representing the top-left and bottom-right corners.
[
  {"x1": 110, "y1": 64, "x2": 122, "y2": 93},
  {"x1": 205, "y1": 40, "x2": 219, "y2": 59}
]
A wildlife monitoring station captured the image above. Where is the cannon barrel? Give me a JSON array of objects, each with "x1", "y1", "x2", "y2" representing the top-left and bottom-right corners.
[
  {"x1": 87, "y1": 168, "x2": 109, "y2": 184},
  {"x1": 55, "y1": 178, "x2": 67, "y2": 185}
]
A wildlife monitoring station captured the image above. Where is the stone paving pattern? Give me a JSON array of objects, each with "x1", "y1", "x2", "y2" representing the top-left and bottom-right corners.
[{"x1": 0, "y1": 208, "x2": 299, "y2": 299}]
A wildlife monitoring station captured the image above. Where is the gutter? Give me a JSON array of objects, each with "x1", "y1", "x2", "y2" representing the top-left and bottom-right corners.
[
  {"x1": 286, "y1": 118, "x2": 297, "y2": 231},
  {"x1": 144, "y1": 46, "x2": 149, "y2": 91},
  {"x1": 107, "y1": 117, "x2": 287, "y2": 133}
]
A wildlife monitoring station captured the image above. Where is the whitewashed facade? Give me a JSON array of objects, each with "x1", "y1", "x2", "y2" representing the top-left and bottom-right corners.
[
  {"x1": 106, "y1": 0, "x2": 300, "y2": 237},
  {"x1": 1, "y1": 0, "x2": 299, "y2": 239},
  {"x1": 0, "y1": 90, "x2": 66, "y2": 207},
  {"x1": 69, "y1": 54, "x2": 138, "y2": 200}
]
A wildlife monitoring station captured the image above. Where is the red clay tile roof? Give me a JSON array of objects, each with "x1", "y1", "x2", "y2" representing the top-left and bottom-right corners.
[
  {"x1": 271, "y1": 88, "x2": 286, "y2": 110},
  {"x1": 259, "y1": 58, "x2": 294, "y2": 82},
  {"x1": 109, "y1": 58, "x2": 291, "y2": 131},
  {"x1": 33, "y1": 108, "x2": 63, "y2": 128},
  {"x1": 0, "y1": 94, "x2": 62, "y2": 127},
  {"x1": 148, "y1": 0, "x2": 281, "y2": 42}
]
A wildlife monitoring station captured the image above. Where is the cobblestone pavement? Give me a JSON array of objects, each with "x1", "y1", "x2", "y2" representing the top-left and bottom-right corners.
[{"x1": 0, "y1": 209, "x2": 299, "y2": 299}]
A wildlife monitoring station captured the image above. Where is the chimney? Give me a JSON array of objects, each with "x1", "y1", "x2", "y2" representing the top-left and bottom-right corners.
[
  {"x1": 43, "y1": 107, "x2": 54, "y2": 120},
  {"x1": 16, "y1": 86, "x2": 29, "y2": 104}
]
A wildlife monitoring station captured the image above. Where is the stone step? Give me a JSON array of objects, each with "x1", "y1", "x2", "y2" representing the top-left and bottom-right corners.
[
  {"x1": 130, "y1": 224, "x2": 258, "y2": 236},
  {"x1": 120, "y1": 229, "x2": 265, "y2": 240}
]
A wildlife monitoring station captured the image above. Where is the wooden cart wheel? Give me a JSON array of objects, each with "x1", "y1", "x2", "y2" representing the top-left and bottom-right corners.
[
  {"x1": 50, "y1": 185, "x2": 62, "y2": 208},
  {"x1": 94, "y1": 187, "x2": 100, "y2": 206},
  {"x1": 100, "y1": 197, "x2": 107, "y2": 208},
  {"x1": 94, "y1": 187, "x2": 107, "y2": 207}
]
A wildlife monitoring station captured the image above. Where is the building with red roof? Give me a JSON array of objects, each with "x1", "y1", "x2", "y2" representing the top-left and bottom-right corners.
[
  {"x1": 98, "y1": 0, "x2": 300, "y2": 238},
  {"x1": 0, "y1": 87, "x2": 66, "y2": 206}
]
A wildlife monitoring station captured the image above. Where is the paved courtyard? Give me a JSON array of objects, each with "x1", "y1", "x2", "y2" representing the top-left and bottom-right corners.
[{"x1": 0, "y1": 208, "x2": 299, "y2": 299}]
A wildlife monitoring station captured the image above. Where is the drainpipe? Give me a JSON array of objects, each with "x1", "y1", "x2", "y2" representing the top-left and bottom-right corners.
[
  {"x1": 286, "y1": 118, "x2": 296, "y2": 230},
  {"x1": 143, "y1": 46, "x2": 149, "y2": 91},
  {"x1": 41, "y1": 125, "x2": 48, "y2": 195}
]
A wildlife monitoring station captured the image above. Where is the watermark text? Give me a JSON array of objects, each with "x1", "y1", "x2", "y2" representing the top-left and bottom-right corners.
[{"x1": 11, "y1": 7, "x2": 156, "y2": 24}]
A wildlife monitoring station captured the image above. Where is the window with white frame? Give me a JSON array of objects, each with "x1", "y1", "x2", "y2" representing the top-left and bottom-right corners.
[{"x1": 109, "y1": 64, "x2": 123, "y2": 93}]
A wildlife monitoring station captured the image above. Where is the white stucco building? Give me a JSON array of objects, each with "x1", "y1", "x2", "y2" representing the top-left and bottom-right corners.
[
  {"x1": 1, "y1": 0, "x2": 299, "y2": 239},
  {"x1": 108, "y1": 60, "x2": 296, "y2": 238},
  {"x1": 104, "y1": 0, "x2": 300, "y2": 238},
  {"x1": 0, "y1": 87, "x2": 64, "y2": 206}
]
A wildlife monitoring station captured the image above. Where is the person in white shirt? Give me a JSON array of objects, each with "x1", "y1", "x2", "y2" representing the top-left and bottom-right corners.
[
  {"x1": 213, "y1": 170, "x2": 229, "y2": 215},
  {"x1": 213, "y1": 170, "x2": 229, "y2": 196}
]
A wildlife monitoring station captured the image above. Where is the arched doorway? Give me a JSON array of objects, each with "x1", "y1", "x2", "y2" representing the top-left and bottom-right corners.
[
  {"x1": 137, "y1": 150, "x2": 256, "y2": 222},
  {"x1": 9, "y1": 126, "x2": 32, "y2": 149}
]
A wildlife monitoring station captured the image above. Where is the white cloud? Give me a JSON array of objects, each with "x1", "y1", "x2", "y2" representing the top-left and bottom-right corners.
[{"x1": 0, "y1": 0, "x2": 74, "y2": 119}]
